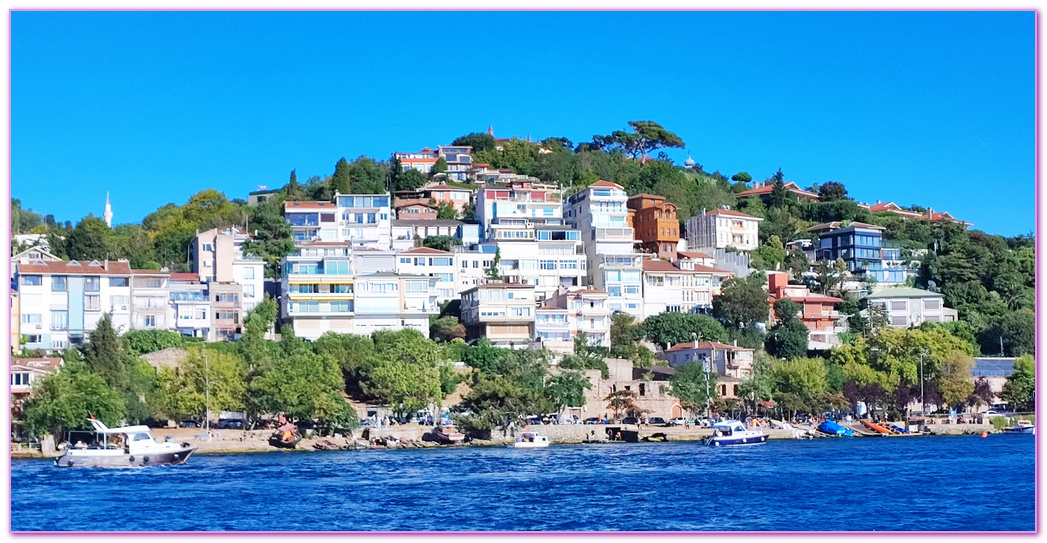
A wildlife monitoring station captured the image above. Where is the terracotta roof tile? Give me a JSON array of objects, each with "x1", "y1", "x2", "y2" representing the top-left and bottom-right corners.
[
  {"x1": 398, "y1": 247, "x2": 451, "y2": 255},
  {"x1": 666, "y1": 341, "x2": 753, "y2": 352},
  {"x1": 17, "y1": 260, "x2": 132, "y2": 276},
  {"x1": 704, "y1": 208, "x2": 762, "y2": 219},
  {"x1": 589, "y1": 180, "x2": 624, "y2": 189},
  {"x1": 284, "y1": 201, "x2": 336, "y2": 209}
]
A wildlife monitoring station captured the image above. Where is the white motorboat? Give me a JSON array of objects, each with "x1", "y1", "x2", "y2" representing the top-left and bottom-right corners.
[
  {"x1": 1003, "y1": 419, "x2": 1035, "y2": 435},
  {"x1": 707, "y1": 420, "x2": 769, "y2": 447},
  {"x1": 55, "y1": 417, "x2": 197, "y2": 467},
  {"x1": 512, "y1": 431, "x2": 550, "y2": 448}
]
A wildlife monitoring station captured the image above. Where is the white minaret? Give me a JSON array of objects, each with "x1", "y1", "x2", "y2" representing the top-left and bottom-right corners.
[{"x1": 103, "y1": 192, "x2": 113, "y2": 227}]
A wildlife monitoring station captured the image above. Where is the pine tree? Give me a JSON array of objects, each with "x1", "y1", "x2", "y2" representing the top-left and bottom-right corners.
[
  {"x1": 331, "y1": 158, "x2": 352, "y2": 195},
  {"x1": 286, "y1": 169, "x2": 301, "y2": 198},
  {"x1": 485, "y1": 248, "x2": 502, "y2": 281},
  {"x1": 82, "y1": 313, "x2": 130, "y2": 390}
]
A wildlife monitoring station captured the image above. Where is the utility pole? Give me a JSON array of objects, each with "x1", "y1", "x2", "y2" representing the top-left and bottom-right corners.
[
  {"x1": 920, "y1": 350, "x2": 926, "y2": 417},
  {"x1": 1000, "y1": 336, "x2": 1005, "y2": 357},
  {"x1": 205, "y1": 352, "x2": 211, "y2": 440}
]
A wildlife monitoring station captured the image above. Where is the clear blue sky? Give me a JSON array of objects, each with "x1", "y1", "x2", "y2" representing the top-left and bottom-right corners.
[{"x1": 12, "y1": 11, "x2": 1035, "y2": 236}]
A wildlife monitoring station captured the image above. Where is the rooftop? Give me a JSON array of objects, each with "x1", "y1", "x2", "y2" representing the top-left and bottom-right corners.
[
  {"x1": 864, "y1": 287, "x2": 944, "y2": 300},
  {"x1": 18, "y1": 259, "x2": 132, "y2": 276},
  {"x1": 666, "y1": 341, "x2": 754, "y2": 352}
]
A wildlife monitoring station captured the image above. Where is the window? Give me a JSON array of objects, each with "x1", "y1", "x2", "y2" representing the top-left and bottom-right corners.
[
  {"x1": 51, "y1": 312, "x2": 67, "y2": 330},
  {"x1": 24, "y1": 335, "x2": 41, "y2": 344},
  {"x1": 331, "y1": 284, "x2": 352, "y2": 293},
  {"x1": 21, "y1": 275, "x2": 42, "y2": 286},
  {"x1": 84, "y1": 276, "x2": 100, "y2": 291},
  {"x1": 12, "y1": 373, "x2": 30, "y2": 386},
  {"x1": 924, "y1": 299, "x2": 941, "y2": 310},
  {"x1": 331, "y1": 301, "x2": 353, "y2": 312},
  {"x1": 84, "y1": 295, "x2": 101, "y2": 311},
  {"x1": 216, "y1": 293, "x2": 240, "y2": 303},
  {"x1": 51, "y1": 339, "x2": 67, "y2": 349},
  {"x1": 52, "y1": 276, "x2": 68, "y2": 291},
  {"x1": 141, "y1": 315, "x2": 157, "y2": 327},
  {"x1": 891, "y1": 316, "x2": 908, "y2": 326},
  {"x1": 244, "y1": 285, "x2": 255, "y2": 298},
  {"x1": 243, "y1": 267, "x2": 255, "y2": 280},
  {"x1": 624, "y1": 285, "x2": 640, "y2": 295},
  {"x1": 890, "y1": 300, "x2": 907, "y2": 311},
  {"x1": 22, "y1": 314, "x2": 41, "y2": 324},
  {"x1": 195, "y1": 307, "x2": 208, "y2": 320},
  {"x1": 405, "y1": 280, "x2": 427, "y2": 293}
]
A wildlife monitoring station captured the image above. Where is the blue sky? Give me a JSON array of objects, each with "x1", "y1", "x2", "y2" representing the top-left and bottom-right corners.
[{"x1": 12, "y1": 11, "x2": 1035, "y2": 236}]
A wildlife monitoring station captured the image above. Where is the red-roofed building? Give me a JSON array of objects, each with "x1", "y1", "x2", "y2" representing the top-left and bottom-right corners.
[
  {"x1": 460, "y1": 283, "x2": 537, "y2": 348},
  {"x1": 11, "y1": 357, "x2": 63, "y2": 419},
  {"x1": 767, "y1": 271, "x2": 844, "y2": 350},
  {"x1": 641, "y1": 258, "x2": 733, "y2": 319},
  {"x1": 736, "y1": 181, "x2": 819, "y2": 203},
  {"x1": 861, "y1": 201, "x2": 973, "y2": 228},
  {"x1": 392, "y1": 148, "x2": 440, "y2": 174},
  {"x1": 534, "y1": 287, "x2": 610, "y2": 353},
  {"x1": 684, "y1": 207, "x2": 762, "y2": 253}
]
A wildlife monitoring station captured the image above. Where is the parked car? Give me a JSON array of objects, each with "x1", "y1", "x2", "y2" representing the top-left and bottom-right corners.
[
  {"x1": 621, "y1": 417, "x2": 640, "y2": 425},
  {"x1": 179, "y1": 419, "x2": 200, "y2": 428},
  {"x1": 217, "y1": 418, "x2": 246, "y2": 430},
  {"x1": 583, "y1": 417, "x2": 601, "y2": 425},
  {"x1": 670, "y1": 417, "x2": 688, "y2": 426},
  {"x1": 648, "y1": 417, "x2": 668, "y2": 426},
  {"x1": 141, "y1": 418, "x2": 168, "y2": 429},
  {"x1": 526, "y1": 416, "x2": 542, "y2": 425}
]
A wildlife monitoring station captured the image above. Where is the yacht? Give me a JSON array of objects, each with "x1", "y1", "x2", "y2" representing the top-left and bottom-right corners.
[
  {"x1": 707, "y1": 420, "x2": 768, "y2": 446},
  {"x1": 512, "y1": 431, "x2": 550, "y2": 448},
  {"x1": 1003, "y1": 419, "x2": 1035, "y2": 434},
  {"x1": 55, "y1": 418, "x2": 197, "y2": 467}
]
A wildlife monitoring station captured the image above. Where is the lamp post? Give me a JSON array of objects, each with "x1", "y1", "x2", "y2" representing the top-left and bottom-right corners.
[
  {"x1": 692, "y1": 332, "x2": 710, "y2": 420},
  {"x1": 869, "y1": 347, "x2": 879, "y2": 420},
  {"x1": 920, "y1": 350, "x2": 927, "y2": 417},
  {"x1": 205, "y1": 351, "x2": 211, "y2": 440}
]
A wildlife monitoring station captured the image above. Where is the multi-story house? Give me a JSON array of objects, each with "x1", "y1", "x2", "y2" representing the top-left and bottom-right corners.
[
  {"x1": 130, "y1": 269, "x2": 170, "y2": 331},
  {"x1": 487, "y1": 225, "x2": 587, "y2": 302},
  {"x1": 395, "y1": 247, "x2": 457, "y2": 303},
  {"x1": 767, "y1": 271, "x2": 844, "y2": 350},
  {"x1": 460, "y1": 283, "x2": 536, "y2": 348},
  {"x1": 564, "y1": 181, "x2": 644, "y2": 318},
  {"x1": 334, "y1": 193, "x2": 393, "y2": 251},
  {"x1": 15, "y1": 259, "x2": 133, "y2": 351},
  {"x1": 453, "y1": 244, "x2": 498, "y2": 296},
  {"x1": 534, "y1": 287, "x2": 610, "y2": 353},
  {"x1": 641, "y1": 259, "x2": 733, "y2": 318},
  {"x1": 809, "y1": 221, "x2": 886, "y2": 272},
  {"x1": 421, "y1": 184, "x2": 473, "y2": 214},
  {"x1": 352, "y1": 272, "x2": 438, "y2": 337},
  {"x1": 627, "y1": 194, "x2": 680, "y2": 261},
  {"x1": 735, "y1": 181, "x2": 820, "y2": 203},
  {"x1": 684, "y1": 207, "x2": 762, "y2": 254},
  {"x1": 863, "y1": 287, "x2": 957, "y2": 328},
  {"x1": 660, "y1": 341, "x2": 755, "y2": 381},
  {"x1": 477, "y1": 179, "x2": 563, "y2": 240},
  {"x1": 437, "y1": 145, "x2": 473, "y2": 182},
  {"x1": 283, "y1": 201, "x2": 340, "y2": 244},
  {"x1": 168, "y1": 272, "x2": 211, "y2": 339},
  {"x1": 192, "y1": 226, "x2": 265, "y2": 325},
  {"x1": 390, "y1": 219, "x2": 469, "y2": 251},
  {"x1": 393, "y1": 147, "x2": 440, "y2": 174},
  {"x1": 393, "y1": 190, "x2": 438, "y2": 221},
  {"x1": 281, "y1": 242, "x2": 356, "y2": 340}
]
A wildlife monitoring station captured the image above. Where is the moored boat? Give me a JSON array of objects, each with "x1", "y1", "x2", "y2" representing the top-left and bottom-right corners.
[
  {"x1": 433, "y1": 425, "x2": 465, "y2": 444},
  {"x1": 707, "y1": 420, "x2": 768, "y2": 446},
  {"x1": 817, "y1": 420, "x2": 854, "y2": 436},
  {"x1": 862, "y1": 420, "x2": 892, "y2": 435},
  {"x1": 512, "y1": 431, "x2": 550, "y2": 448},
  {"x1": 269, "y1": 423, "x2": 303, "y2": 449},
  {"x1": 1003, "y1": 419, "x2": 1035, "y2": 434},
  {"x1": 55, "y1": 417, "x2": 197, "y2": 467}
]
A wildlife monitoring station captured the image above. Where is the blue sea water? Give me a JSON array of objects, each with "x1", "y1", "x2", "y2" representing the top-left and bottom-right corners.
[{"x1": 11, "y1": 434, "x2": 1035, "y2": 532}]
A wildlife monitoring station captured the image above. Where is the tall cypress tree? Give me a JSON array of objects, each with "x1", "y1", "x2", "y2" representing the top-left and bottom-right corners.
[
  {"x1": 331, "y1": 158, "x2": 352, "y2": 195},
  {"x1": 286, "y1": 169, "x2": 301, "y2": 198},
  {"x1": 82, "y1": 312, "x2": 130, "y2": 390}
]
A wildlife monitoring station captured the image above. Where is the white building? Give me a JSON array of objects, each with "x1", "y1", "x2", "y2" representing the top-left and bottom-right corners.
[
  {"x1": 395, "y1": 247, "x2": 457, "y2": 303},
  {"x1": 130, "y1": 269, "x2": 170, "y2": 331},
  {"x1": 284, "y1": 201, "x2": 341, "y2": 244},
  {"x1": 488, "y1": 225, "x2": 588, "y2": 302},
  {"x1": 168, "y1": 272, "x2": 211, "y2": 339},
  {"x1": 192, "y1": 226, "x2": 265, "y2": 322},
  {"x1": 563, "y1": 181, "x2": 644, "y2": 318},
  {"x1": 15, "y1": 259, "x2": 133, "y2": 351},
  {"x1": 660, "y1": 341, "x2": 755, "y2": 380},
  {"x1": 352, "y1": 272, "x2": 438, "y2": 337},
  {"x1": 334, "y1": 193, "x2": 393, "y2": 251},
  {"x1": 684, "y1": 207, "x2": 762, "y2": 253},
  {"x1": 863, "y1": 287, "x2": 958, "y2": 327},
  {"x1": 460, "y1": 283, "x2": 536, "y2": 348},
  {"x1": 476, "y1": 180, "x2": 563, "y2": 240},
  {"x1": 453, "y1": 245, "x2": 499, "y2": 296},
  {"x1": 281, "y1": 242, "x2": 356, "y2": 340},
  {"x1": 641, "y1": 258, "x2": 733, "y2": 318},
  {"x1": 534, "y1": 288, "x2": 610, "y2": 353}
]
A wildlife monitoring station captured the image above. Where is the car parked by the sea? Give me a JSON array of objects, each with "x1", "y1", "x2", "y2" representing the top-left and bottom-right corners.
[
  {"x1": 670, "y1": 417, "x2": 688, "y2": 426},
  {"x1": 648, "y1": 417, "x2": 668, "y2": 426},
  {"x1": 583, "y1": 417, "x2": 602, "y2": 425},
  {"x1": 179, "y1": 419, "x2": 200, "y2": 428},
  {"x1": 621, "y1": 417, "x2": 640, "y2": 425},
  {"x1": 217, "y1": 418, "x2": 246, "y2": 430},
  {"x1": 142, "y1": 418, "x2": 168, "y2": 429}
]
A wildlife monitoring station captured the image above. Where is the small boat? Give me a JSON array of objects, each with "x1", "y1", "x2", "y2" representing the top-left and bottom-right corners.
[
  {"x1": 862, "y1": 421, "x2": 892, "y2": 435},
  {"x1": 512, "y1": 431, "x2": 550, "y2": 448},
  {"x1": 887, "y1": 424, "x2": 910, "y2": 434},
  {"x1": 818, "y1": 420, "x2": 854, "y2": 436},
  {"x1": 433, "y1": 425, "x2": 465, "y2": 444},
  {"x1": 269, "y1": 423, "x2": 303, "y2": 449},
  {"x1": 706, "y1": 420, "x2": 768, "y2": 446},
  {"x1": 1003, "y1": 419, "x2": 1035, "y2": 434},
  {"x1": 55, "y1": 417, "x2": 197, "y2": 467}
]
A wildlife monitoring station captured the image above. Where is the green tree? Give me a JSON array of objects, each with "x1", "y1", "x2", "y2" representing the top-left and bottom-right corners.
[
  {"x1": 937, "y1": 350, "x2": 974, "y2": 408},
  {"x1": 65, "y1": 215, "x2": 111, "y2": 261},
  {"x1": 431, "y1": 156, "x2": 448, "y2": 176},
  {"x1": 768, "y1": 169, "x2": 789, "y2": 208},
  {"x1": 286, "y1": 169, "x2": 303, "y2": 198},
  {"x1": 670, "y1": 361, "x2": 718, "y2": 415},
  {"x1": 979, "y1": 309, "x2": 1035, "y2": 357},
  {"x1": 1001, "y1": 354, "x2": 1035, "y2": 411},
  {"x1": 82, "y1": 313, "x2": 131, "y2": 390},
  {"x1": 397, "y1": 168, "x2": 428, "y2": 192},
  {"x1": 350, "y1": 156, "x2": 388, "y2": 194},
  {"x1": 818, "y1": 181, "x2": 848, "y2": 202},
  {"x1": 764, "y1": 318, "x2": 810, "y2": 360},
  {"x1": 609, "y1": 312, "x2": 644, "y2": 360},
  {"x1": 712, "y1": 272, "x2": 769, "y2": 329},
  {"x1": 123, "y1": 329, "x2": 185, "y2": 357},
  {"x1": 451, "y1": 132, "x2": 496, "y2": 152},
  {"x1": 604, "y1": 389, "x2": 647, "y2": 420},
  {"x1": 591, "y1": 121, "x2": 685, "y2": 160},
  {"x1": 242, "y1": 196, "x2": 297, "y2": 278},
  {"x1": 772, "y1": 298, "x2": 801, "y2": 323},
  {"x1": 435, "y1": 202, "x2": 458, "y2": 220},
  {"x1": 431, "y1": 316, "x2": 466, "y2": 343},
  {"x1": 23, "y1": 359, "x2": 126, "y2": 438},
  {"x1": 331, "y1": 157, "x2": 352, "y2": 194},
  {"x1": 182, "y1": 189, "x2": 240, "y2": 229},
  {"x1": 485, "y1": 248, "x2": 502, "y2": 281},
  {"x1": 366, "y1": 355, "x2": 443, "y2": 418},
  {"x1": 641, "y1": 312, "x2": 728, "y2": 349},
  {"x1": 246, "y1": 349, "x2": 343, "y2": 422},
  {"x1": 751, "y1": 235, "x2": 787, "y2": 271},
  {"x1": 731, "y1": 172, "x2": 752, "y2": 183},
  {"x1": 544, "y1": 370, "x2": 592, "y2": 411},
  {"x1": 771, "y1": 357, "x2": 828, "y2": 404},
  {"x1": 457, "y1": 373, "x2": 552, "y2": 432},
  {"x1": 736, "y1": 353, "x2": 776, "y2": 411},
  {"x1": 157, "y1": 347, "x2": 247, "y2": 421},
  {"x1": 422, "y1": 235, "x2": 461, "y2": 252}
]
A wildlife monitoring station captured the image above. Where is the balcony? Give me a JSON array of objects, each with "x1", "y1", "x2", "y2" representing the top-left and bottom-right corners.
[{"x1": 580, "y1": 304, "x2": 609, "y2": 316}]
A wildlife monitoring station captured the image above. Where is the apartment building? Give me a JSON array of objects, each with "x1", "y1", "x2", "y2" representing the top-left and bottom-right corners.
[
  {"x1": 627, "y1": 194, "x2": 680, "y2": 261},
  {"x1": 641, "y1": 259, "x2": 733, "y2": 318},
  {"x1": 476, "y1": 179, "x2": 563, "y2": 240},
  {"x1": 393, "y1": 147, "x2": 440, "y2": 174},
  {"x1": 281, "y1": 242, "x2": 356, "y2": 340},
  {"x1": 395, "y1": 247, "x2": 457, "y2": 303},
  {"x1": 168, "y1": 272, "x2": 211, "y2": 339},
  {"x1": 352, "y1": 272, "x2": 438, "y2": 337},
  {"x1": 436, "y1": 145, "x2": 473, "y2": 182},
  {"x1": 130, "y1": 269, "x2": 170, "y2": 331},
  {"x1": 283, "y1": 201, "x2": 340, "y2": 243},
  {"x1": 534, "y1": 287, "x2": 610, "y2": 353},
  {"x1": 660, "y1": 341, "x2": 755, "y2": 380},
  {"x1": 484, "y1": 224, "x2": 587, "y2": 301},
  {"x1": 460, "y1": 283, "x2": 536, "y2": 348},
  {"x1": 564, "y1": 181, "x2": 644, "y2": 318},
  {"x1": 684, "y1": 207, "x2": 762, "y2": 253},
  {"x1": 14, "y1": 259, "x2": 133, "y2": 351},
  {"x1": 334, "y1": 193, "x2": 393, "y2": 251},
  {"x1": 192, "y1": 226, "x2": 265, "y2": 327}
]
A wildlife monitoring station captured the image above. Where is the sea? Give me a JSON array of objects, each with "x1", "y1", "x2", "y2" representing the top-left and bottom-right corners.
[{"x1": 10, "y1": 433, "x2": 1035, "y2": 532}]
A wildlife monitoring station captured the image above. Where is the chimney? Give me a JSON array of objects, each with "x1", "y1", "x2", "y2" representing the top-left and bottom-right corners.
[
  {"x1": 104, "y1": 259, "x2": 108, "y2": 271},
  {"x1": 701, "y1": 208, "x2": 706, "y2": 216},
  {"x1": 733, "y1": 339, "x2": 737, "y2": 347},
  {"x1": 927, "y1": 207, "x2": 934, "y2": 219}
]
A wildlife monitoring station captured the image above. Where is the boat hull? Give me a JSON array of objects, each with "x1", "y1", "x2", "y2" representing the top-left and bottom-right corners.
[
  {"x1": 512, "y1": 441, "x2": 550, "y2": 448},
  {"x1": 268, "y1": 436, "x2": 302, "y2": 449},
  {"x1": 711, "y1": 434, "x2": 768, "y2": 446},
  {"x1": 1003, "y1": 427, "x2": 1035, "y2": 434},
  {"x1": 818, "y1": 421, "x2": 854, "y2": 436},
  {"x1": 55, "y1": 446, "x2": 197, "y2": 467}
]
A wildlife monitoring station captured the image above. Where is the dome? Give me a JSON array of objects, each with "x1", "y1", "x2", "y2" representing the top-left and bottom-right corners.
[{"x1": 684, "y1": 155, "x2": 696, "y2": 167}]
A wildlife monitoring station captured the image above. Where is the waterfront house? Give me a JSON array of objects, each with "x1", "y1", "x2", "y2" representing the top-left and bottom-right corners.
[
  {"x1": 11, "y1": 357, "x2": 63, "y2": 424},
  {"x1": 659, "y1": 341, "x2": 755, "y2": 382},
  {"x1": 533, "y1": 287, "x2": 610, "y2": 353},
  {"x1": 576, "y1": 359, "x2": 682, "y2": 420},
  {"x1": 767, "y1": 271, "x2": 844, "y2": 350},
  {"x1": 460, "y1": 283, "x2": 536, "y2": 349}
]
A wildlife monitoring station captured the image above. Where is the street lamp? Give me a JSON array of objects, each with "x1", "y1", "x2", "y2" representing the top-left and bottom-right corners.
[{"x1": 920, "y1": 349, "x2": 927, "y2": 417}]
